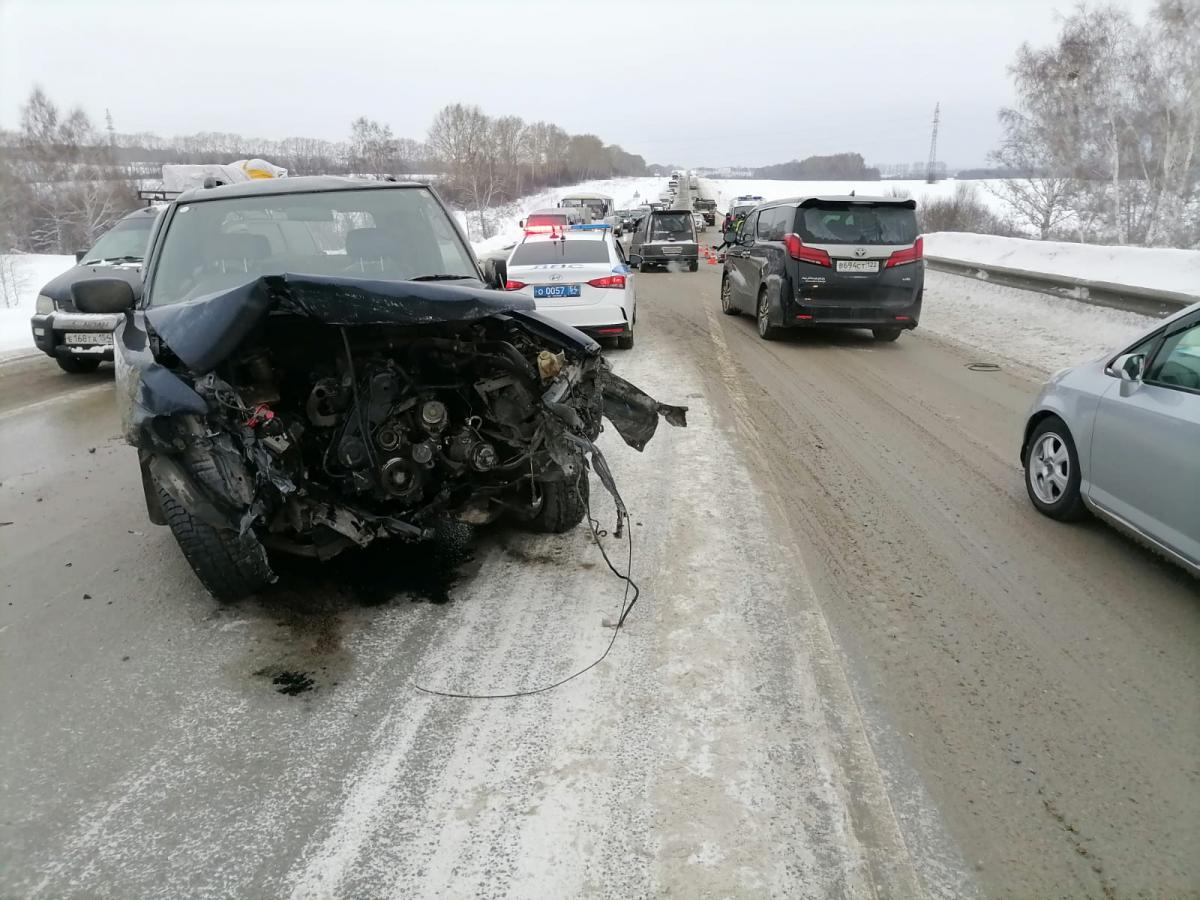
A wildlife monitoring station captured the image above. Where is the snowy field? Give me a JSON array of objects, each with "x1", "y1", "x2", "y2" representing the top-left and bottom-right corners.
[{"x1": 0, "y1": 253, "x2": 74, "y2": 355}]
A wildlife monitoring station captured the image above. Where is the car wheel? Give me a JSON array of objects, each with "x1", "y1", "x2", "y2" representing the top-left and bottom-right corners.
[
  {"x1": 527, "y1": 473, "x2": 589, "y2": 533},
  {"x1": 56, "y1": 355, "x2": 101, "y2": 374},
  {"x1": 157, "y1": 485, "x2": 276, "y2": 601},
  {"x1": 688, "y1": 261, "x2": 699, "y2": 272},
  {"x1": 720, "y1": 276, "x2": 739, "y2": 316},
  {"x1": 617, "y1": 329, "x2": 635, "y2": 350},
  {"x1": 872, "y1": 328, "x2": 903, "y2": 342},
  {"x1": 756, "y1": 288, "x2": 779, "y2": 340},
  {"x1": 1024, "y1": 417, "x2": 1088, "y2": 522}
]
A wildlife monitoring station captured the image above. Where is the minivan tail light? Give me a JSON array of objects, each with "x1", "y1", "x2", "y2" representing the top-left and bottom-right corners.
[
  {"x1": 783, "y1": 233, "x2": 831, "y2": 267},
  {"x1": 587, "y1": 274, "x2": 626, "y2": 289},
  {"x1": 505, "y1": 280, "x2": 527, "y2": 291},
  {"x1": 885, "y1": 235, "x2": 924, "y2": 268}
]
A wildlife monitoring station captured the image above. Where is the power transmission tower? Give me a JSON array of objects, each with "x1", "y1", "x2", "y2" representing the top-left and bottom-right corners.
[{"x1": 926, "y1": 102, "x2": 940, "y2": 184}]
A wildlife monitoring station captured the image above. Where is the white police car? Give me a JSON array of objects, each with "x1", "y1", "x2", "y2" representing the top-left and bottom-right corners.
[{"x1": 504, "y1": 224, "x2": 637, "y2": 349}]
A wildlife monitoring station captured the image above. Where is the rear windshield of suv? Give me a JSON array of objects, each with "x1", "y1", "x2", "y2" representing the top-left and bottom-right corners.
[
  {"x1": 509, "y1": 240, "x2": 610, "y2": 265},
  {"x1": 650, "y1": 213, "x2": 693, "y2": 238},
  {"x1": 796, "y1": 203, "x2": 918, "y2": 245}
]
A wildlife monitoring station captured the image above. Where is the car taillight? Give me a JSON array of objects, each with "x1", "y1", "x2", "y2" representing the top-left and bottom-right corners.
[
  {"x1": 587, "y1": 275, "x2": 626, "y2": 289},
  {"x1": 885, "y1": 235, "x2": 924, "y2": 268},
  {"x1": 783, "y1": 233, "x2": 831, "y2": 267},
  {"x1": 505, "y1": 280, "x2": 527, "y2": 291}
]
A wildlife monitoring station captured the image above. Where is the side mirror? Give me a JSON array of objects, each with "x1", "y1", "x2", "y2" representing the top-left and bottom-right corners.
[
  {"x1": 72, "y1": 277, "x2": 136, "y2": 314},
  {"x1": 739, "y1": 231, "x2": 754, "y2": 245},
  {"x1": 1113, "y1": 352, "x2": 1145, "y2": 382},
  {"x1": 518, "y1": 219, "x2": 525, "y2": 229},
  {"x1": 75, "y1": 250, "x2": 87, "y2": 263},
  {"x1": 482, "y1": 258, "x2": 508, "y2": 290},
  {"x1": 723, "y1": 230, "x2": 738, "y2": 244}
]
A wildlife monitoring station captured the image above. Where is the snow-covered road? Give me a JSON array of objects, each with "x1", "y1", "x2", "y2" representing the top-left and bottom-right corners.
[{"x1": 4, "y1": 181, "x2": 1198, "y2": 898}]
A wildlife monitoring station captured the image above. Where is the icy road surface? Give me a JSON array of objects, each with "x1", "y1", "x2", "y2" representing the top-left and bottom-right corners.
[{"x1": 2, "y1": 240, "x2": 1197, "y2": 897}]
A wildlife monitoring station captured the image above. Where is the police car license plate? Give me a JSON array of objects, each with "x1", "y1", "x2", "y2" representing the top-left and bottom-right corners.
[
  {"x1": 534, "y1": 284, "x2": 581, "y2": 299},
  {"x1": 836, "y1": 260, "x2": 879, "y2": 273},
  {"x1": 64, "y1": 332, "x2": 113, "y2": 345}
]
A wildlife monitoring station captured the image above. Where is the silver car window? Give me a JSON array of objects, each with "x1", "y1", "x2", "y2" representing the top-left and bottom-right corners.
[{"x1": 1145, "y1": 322, "x2": 1200, "y2": 393}]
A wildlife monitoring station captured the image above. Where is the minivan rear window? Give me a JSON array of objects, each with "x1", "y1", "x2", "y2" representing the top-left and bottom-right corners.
[
  {"x1": 797, "y1": 204, "x2": 918, "y2": 245},
  {"x1": 509, "y1": 240, "x2": 610, "y2": 265},
  {"x1": 650, "y1": 213, "x2": 693, "y2": 238}
]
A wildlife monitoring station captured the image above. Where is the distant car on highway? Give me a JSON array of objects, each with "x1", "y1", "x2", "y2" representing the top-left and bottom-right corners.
[
  {"x1": 628, "y1": 209, "x2": 700, "y2": 272},
  {"x1": 1022, "y1": 301, "x2": 1200, "y2": 577},
  {"x1": 692, "y1": 212, "x2": 707, "y2": 232},
  {"x1": 29, "y1": 206, "x2": 160, "y2": 373},
  {"x1": 504, "y1": 224, "x2": 637, "y2": 348},
  {"x1": 719, "y1": 195, "x2": 923, "y2": 342}
]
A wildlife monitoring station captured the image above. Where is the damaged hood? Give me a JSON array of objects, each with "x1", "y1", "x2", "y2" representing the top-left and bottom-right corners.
[{"x1": 144, "y1": 274, "x2": 596, "y2": 374}]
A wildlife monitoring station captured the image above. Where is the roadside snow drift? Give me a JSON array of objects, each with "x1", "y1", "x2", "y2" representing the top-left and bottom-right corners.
[
  {"x1": 923, "y1": 233, "x2": 1200, "y2": 299},
  {"x1": 0, "y1": 254, "x2": 75, "y2": 355}
]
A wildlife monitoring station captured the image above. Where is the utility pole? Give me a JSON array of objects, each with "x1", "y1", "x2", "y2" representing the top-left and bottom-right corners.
[
  {"x1": 105, "y1": 108, "x2": 116, "y2": 147},
  {"x1": 926, "y1": 102, "x2": 940, "y2": 184}
]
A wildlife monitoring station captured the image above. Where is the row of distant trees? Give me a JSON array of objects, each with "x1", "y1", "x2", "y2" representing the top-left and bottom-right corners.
[
  {"x1": 0, "y1": 92, "x2": 653, "y2": 251},
  {"x1": 752, "y1": 153, "x2": 880, "y2": 181}
]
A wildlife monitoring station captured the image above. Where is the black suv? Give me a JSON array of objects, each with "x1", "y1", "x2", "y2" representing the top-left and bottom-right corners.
[
  {"x1": 720, "y1": 196, "x2": 923, "y2": 341},
  {"x1": 628, "y1": 209, "x2": 699, "y2": 272},
  {"x1": 67, "y1": 176, "x2": 682, "y2": 600}
]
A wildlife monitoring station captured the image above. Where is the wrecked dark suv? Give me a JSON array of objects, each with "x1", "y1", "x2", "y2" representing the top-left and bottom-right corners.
[{"x1": 74, "y1": 177, "x2": 684, "y2": 600}]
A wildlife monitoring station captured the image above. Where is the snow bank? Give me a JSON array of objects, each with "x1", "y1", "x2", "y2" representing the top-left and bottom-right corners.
[
  {"x1": 924, "y1": 232, "x2": 1200, "y2": 298},
  {"x1": 921, "y1": 270, "x2": 1159, "y2": 373},
  {"x1": 0, "y1": 253, "x2": 75, "y2": 355}
]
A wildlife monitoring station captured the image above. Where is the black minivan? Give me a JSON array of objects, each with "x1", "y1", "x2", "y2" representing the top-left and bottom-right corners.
[{"x1": 720, "y1": 196, "x2": 923, "y2": 341}]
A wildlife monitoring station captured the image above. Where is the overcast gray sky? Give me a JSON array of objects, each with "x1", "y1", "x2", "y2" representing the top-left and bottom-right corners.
[{"x1": 0, "y1": 0, "x2": 1158, "y2": 169}]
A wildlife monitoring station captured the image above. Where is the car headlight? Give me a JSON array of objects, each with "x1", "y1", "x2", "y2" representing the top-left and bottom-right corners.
[{"x1": 35, "y1": 294, "x2": 55, "y2": 315}]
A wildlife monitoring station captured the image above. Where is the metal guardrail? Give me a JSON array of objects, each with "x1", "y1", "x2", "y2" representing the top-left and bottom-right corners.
[{"x1": 925, "y1": 255, "x2": 1197, "y2": 319}]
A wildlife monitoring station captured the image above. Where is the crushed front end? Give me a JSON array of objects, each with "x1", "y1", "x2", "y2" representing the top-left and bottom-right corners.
[{"x1": 115, "y1": 275, "x2": 685, "y2": 599}]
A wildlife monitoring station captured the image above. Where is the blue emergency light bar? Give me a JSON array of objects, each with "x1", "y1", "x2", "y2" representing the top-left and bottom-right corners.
[{"x1": 568, "y1": 223, "x2": 612, "y2": 231}]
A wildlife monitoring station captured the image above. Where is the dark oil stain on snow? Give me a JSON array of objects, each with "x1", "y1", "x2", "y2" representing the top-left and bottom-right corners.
[
  {"x1": 230, "y1": 524, "x2": 481, "y2": 696},
  {"x1": 252, "y1": 666, "x2": 316, "y2": 696}
]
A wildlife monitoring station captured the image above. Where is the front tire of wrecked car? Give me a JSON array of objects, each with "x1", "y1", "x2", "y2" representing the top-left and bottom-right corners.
[
  {"x1": 55, "y1": 355, "x2": 102, "y2": 374},
  {"x1": 527, "y1": 473, "x2": 589, "y2": 534},
  {"x1": 158, "y1": 487, "x2": 275, "y2": 601}
]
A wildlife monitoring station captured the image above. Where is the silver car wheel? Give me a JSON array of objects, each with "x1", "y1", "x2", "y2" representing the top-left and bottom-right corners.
[{"x1": 1030, "y1": 432, "x2": 1071, "y2": 504}]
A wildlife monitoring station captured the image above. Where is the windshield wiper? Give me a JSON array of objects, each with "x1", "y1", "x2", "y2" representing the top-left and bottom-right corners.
[
  {"x1": 408, "y1": 274, "x2": 474, "y2": 282},
  {"x1": 84, "y1": 255, "x2": 142, "y2": 265}
]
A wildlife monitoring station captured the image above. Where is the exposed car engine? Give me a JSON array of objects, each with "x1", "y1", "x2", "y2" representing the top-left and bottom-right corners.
[{"x1": 117, "y1": 274, "x2": 685, "y2": 598}]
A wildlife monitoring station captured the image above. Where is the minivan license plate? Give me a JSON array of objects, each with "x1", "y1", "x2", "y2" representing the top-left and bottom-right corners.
[
  {"x1": 836, "y1": 260, "x2": 879, "y2": 273},
  {"x1": 533, "y1": 284, "x2": 581, "y2": 299}
]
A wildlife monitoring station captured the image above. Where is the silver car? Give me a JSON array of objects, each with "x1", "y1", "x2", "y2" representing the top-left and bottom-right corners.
[{"x1": 1022, "y1": 301, "x2": 1200, "y2": 576}]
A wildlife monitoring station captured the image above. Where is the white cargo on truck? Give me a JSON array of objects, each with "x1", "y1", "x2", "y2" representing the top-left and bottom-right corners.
[{"x1": 558, "y1": 193, "x2": 621, "y2": 235}]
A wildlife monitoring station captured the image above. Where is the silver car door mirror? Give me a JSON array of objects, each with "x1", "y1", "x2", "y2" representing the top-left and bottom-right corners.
[{"x1": 1113, "y1": 352, "x2": 1146, "y2": 382}]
